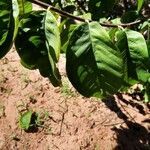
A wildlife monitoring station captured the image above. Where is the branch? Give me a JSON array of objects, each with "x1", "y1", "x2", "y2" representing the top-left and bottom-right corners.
[
  {"x1": 29, "y1": 0, "x2": 142, "y2": 28},
  {"x1": 29, "y1": 0, "x2": 85, "y2": 22}
]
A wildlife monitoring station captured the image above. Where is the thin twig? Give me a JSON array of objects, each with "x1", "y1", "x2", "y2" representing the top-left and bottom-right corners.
[
  {"x1": 59, "y1": 108, "x2": 68, "y2": 135},
  {"x1": 58, "y1": 100, "x2": 68, "y2": 135},
  {"x1": 28, "y1": 0, "x2": 142, "y2": 28}
]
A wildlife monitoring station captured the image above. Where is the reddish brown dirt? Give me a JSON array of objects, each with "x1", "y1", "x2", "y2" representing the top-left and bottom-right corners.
[{"x1": 0, "y1": 46, "x2": 149, "y2": 150}]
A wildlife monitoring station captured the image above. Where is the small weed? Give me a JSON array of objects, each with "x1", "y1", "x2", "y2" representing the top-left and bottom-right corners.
[
  {"x1": 37, "y1": 109, "x2": 55, "y2": 134},
  {"x1": 18, "y1": 108, "x2": 51, "y2": 132},
  {"x1": 41, "y1": 110, "x2": 50, "y2": 120},
  {"x1": 38, "y1": 109, "x2": 51, "y2": 122},
  {"x1": 19, "y1": 110, "x2": 40, "y2": 132},
  {"x1": 61, "y1": 79, "x2": 76, "y2": 97}
]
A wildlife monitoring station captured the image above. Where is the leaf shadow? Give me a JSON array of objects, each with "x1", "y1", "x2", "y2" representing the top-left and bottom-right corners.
[
  {"x1": 25, "y1": 126, "x2": 39, "y2": 133},
  {"x1": 102, "y1": 96, "x2": 150, "y2": 150},
  {"x1": 113, "y1": 121, "x2": 150, "y2": 150}
]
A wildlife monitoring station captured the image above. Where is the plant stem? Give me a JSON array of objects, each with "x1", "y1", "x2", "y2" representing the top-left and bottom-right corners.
[{"x1": 28, "y1": 0, "x2": 142, "y2": 28}]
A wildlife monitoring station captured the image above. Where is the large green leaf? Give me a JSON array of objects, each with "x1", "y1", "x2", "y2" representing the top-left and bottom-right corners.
[
  {"x1": 116, "y1": 31, "x2": 137, "y2": 84},
  {"x1": 44, "y1": 9, "x2": 61, "y2": 86},
  {"x1": 66, "y1": 22, "x2": 125, "y2": 98},
  {"x1": 15, "y1": 11, "x2": 46, "y2": 69},
  {"x1": 15, "y1": 10, "x2": 61, "y2": 86},
  {"x1": 138, "y1": 40, "x2": 150, "y2": 102},
  {"x1": 44, "y1": 9, "x2": 60, "y2": 61},
  {"x1": 17, "y1": 0, "x2": 32, "y2": 16},
  {"x1": 125, "y1": 30, "x2": 149, "y2": 68},
  {"x1": 115, "y1": 31, "x2": 132, "y2": 84},
  {"x1": 88, "y1": 0, "x2": 116, "y2": 20},
  {"x1": 0, "y1": 0, "x2": 19, "y2": 59},
  {"x1": 116, "y1": 30, "x2": 149, "y2": 84}
]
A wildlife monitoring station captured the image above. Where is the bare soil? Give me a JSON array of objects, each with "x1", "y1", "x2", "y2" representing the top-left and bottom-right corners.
[{"x1": 0, "y1": 45, "x2": 149, "y2": 150}]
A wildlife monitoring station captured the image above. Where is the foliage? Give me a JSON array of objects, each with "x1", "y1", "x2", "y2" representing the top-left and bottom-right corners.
[
  {"x1": 0, "y1": 0, "x2": 150, "y2": 102},
  {"x1": 19, "y1": 110, "x2": 39, "y2": 131}
]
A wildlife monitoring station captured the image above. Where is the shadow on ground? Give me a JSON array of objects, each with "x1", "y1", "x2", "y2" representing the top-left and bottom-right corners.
[{"x1": 103, "y1": 95, "x2": 150, "y2": 150}]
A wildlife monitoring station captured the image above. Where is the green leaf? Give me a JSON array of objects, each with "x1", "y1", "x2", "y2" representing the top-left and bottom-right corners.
[
  {"x1": 17, "y1": 0, "x2": 32, "y2": 16},
  {"x1": 60, "y1": 20, "x2": 77, "y2": 53},
  {"x1": 136, "y1": 40, "x2": 150, "y2": 85},
  {"x1": 44, "y1": 9, "x2": 61, "y2": 86},
  {"x1": 115, "y1": 31, "x2": 132, "y2": 83},
  {"x1": 88, "y1": 0, "x2": 117, "y2": 20},
  {"x1": 136, "y1": 68, "x2": 150, "y2": 83},
  {"x1": 15, "y1": 11, "x2": 46, "y2": 69},
  {"x1": 140, "y1": 21, "x2": 150, "y2": 33},
  {"x1": 19, "y1": 111, "x2": 33, "y2": 130},
  {"x1": 137, "y1": 0, "x2": 144, "y2": 12},
  {"x1": 44, "y1": 9, "x2": 60, "y2": 61},
  {"x1": 108, "y1": 28, "x2": 119, "y2": 41},
  {"x1": 66, "y1": 22, "x2": 125, "y2": 98},
  {"x1": 116, "y1": 29, "x2": 149, "y2": 85},
  {"x1": 15, "y1": 10, "x2": 61, "y2": 86},
  {"x1": 125, "y1": 30, "x2": 149, "y2": 68},
  {"x1": 0, "y1": 0, "x2": 19, "y2": 59}
]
